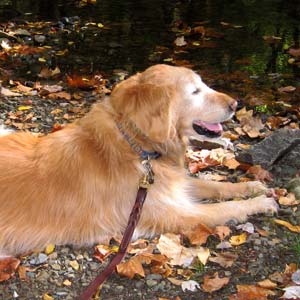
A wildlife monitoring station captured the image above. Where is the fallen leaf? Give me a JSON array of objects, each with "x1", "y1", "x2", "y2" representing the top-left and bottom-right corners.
[
  {"x1": 224, "y1": 158, "x2": 240, "y2": 169},
  {"x1": 257, "y1": 279, "x2": 277, "y2": 289},
  {"x1": 66, "y1": 74, "x2": 97, "y2": 90},
  {"x1": 63, "y1": 279, "x2": 72, "y2": 286},
  {"x1": 214, "y1": 226, "x2": 231, "y2": 240},
  {"x1": 15, "y1": 82, "x2": 33, "y2": 94},
  {"x1": 1, "y1": 87, "x2": 21, "y2": 97},
  {"x1": 236, "y1": 107, "x2": 265, "y2": 138},
  {"x1": 229, "y1": 284, "x2": 276, "y2": 300},
  {"x1": 157, "y1": 233, "x2": 209, "y2": 266},
  {"x1": 182, "y1": 280, "x2": 200, "y2": 292},
  {"x1": 282, "y1": 286, "x2": 300, "y2": 299},
  {"x1": 47, "y1": 91, "x2": 71, "y2": 101},
  {"x1": 116, "y1": 253, "x2": 167, "y2": 279},
  {"x1": 202, "y1": 272, "x2": 230, "y2": 293},
  {"x1": 216, "y1": 241, "x2": 232, "y2": 249},
  {"x1": 255, "y1": 227, "x2": 269, "y2": 237},
  {"x1": 278, "y1": 86, "x2": 296, "y2": 93},
  {"x1": 18, "y1": 106, "x2": 32, "y2": 111},
  {"x1": 0, "y1": 257, "x2": 20, "y2": 282},
  {"x1": 45, "y1": 244, "x2": 55, "y2": 255},
  {"x1": 246, "y1": 165, "x2": 273, "y2": 183},
  {"x1": 274, "y1": 219, "x2": 300, "y2": 233},
  {"x1": 69, "y1": 260, "x2": 79, "y2": 271},
  {"x1": 229, "y1": 232, "x2": 247, "y2": 246},
  {"x1": 197, "y1": 247, "x2": 210, "y2": 265},
  {"x1": 279, "y1": 193, "x2": 300, "y2": 206},
  {"x1": 184, "y1": 223, "x2": 214, "y2": 245},
  {"x1": 168, "y1": 277, "x2": 184, "y2": 286},
  {"x1": 38, "y1": 66, "x2": 61, "y2": 78},
  {"x1": 209, "y1": 252, "x2": 238, "y2": 268},
  {"x1": 40, "y1": 84, "x2": 63, "y2": 94},
  {"x1": 289, "y1": 48, "x2": 300, "y2": 57},
  {"x1": 43, "y1": 293, "x2": 54, "y2": 300},
  {"x1": 93, "y1": 244, "x2": 115, "y2": 263},
  {"x1": 174, "y1": 36, "x2": 187, "y2": 47},
  {"x1": 18, "y1": 265, "x2": 29, "y2": 281}
]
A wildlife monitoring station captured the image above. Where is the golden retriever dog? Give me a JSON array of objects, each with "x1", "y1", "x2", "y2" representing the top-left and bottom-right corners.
[{"x1": 0, "y1": 64, "x2": 277, "y2": 257}]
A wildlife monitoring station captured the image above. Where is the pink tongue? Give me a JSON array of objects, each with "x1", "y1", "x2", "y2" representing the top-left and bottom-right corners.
[{"x1": 196, "y1": 121, "x2": 223, "y2": 132}]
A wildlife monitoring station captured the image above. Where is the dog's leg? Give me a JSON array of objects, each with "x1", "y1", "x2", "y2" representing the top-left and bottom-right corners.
[
  {"x1": 190, "y1": 178, "x2": 268, "y2": 200},
  {"x1": 189, "y1": 195, "x2": 278, "y2": 227}
]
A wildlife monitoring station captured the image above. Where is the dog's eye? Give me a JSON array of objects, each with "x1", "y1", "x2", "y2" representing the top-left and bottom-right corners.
[{"x1": 192, "y1": 88, "x2": 200, "y2": 95}]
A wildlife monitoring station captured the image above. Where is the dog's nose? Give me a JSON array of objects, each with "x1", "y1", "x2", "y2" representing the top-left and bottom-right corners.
[{"x1": 229, "y1": 100, "x2": 238, "y2": 112}]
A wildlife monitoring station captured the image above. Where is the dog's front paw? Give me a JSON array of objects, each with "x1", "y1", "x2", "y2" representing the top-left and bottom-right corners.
[
  {"x1": 249, "y1": 195, "x2": 279, "y2": 215},
  {"x1": 244, "y1": 181, "x2": 269, "y2": 197}
]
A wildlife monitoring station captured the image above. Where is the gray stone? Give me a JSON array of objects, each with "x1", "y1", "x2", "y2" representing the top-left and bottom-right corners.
[
  {"x1": 30, "y1": 253, "x2": 48, "y2": 265},
  {"x1": 145, "y1": 274, "x2": 163, "y2": 281},
  {"x1": 250, "y1": 129, "x2": 300, "y2": 168},
  {"x1": 146, "y1": 279, "x2": 158, "y2": 287}
]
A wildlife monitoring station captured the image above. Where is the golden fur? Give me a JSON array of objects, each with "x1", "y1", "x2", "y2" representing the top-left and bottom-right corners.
[{"x1": 0, "y1": 64, "x2": 277, "y2": 257}]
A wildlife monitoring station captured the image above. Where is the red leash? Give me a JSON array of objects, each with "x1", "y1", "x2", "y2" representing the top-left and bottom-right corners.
[{"x1": 79, "y1": 159, "x2": 155, "y2": 300}]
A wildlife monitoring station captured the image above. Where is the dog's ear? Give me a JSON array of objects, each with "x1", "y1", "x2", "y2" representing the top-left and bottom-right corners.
[{"x1": 111, "y1": 79, "x2": 175, "y2": 143}]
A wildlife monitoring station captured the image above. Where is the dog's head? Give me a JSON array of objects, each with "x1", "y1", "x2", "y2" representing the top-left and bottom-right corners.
[{"x1": 110, "y1": 64, "x2": 237, "y2": 144}]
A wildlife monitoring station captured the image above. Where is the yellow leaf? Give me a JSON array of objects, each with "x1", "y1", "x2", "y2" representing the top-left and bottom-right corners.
[
  {"x1": 229, "y1": 232, "x2": 247, "y2": 246},
  {"x1": 43, "y1": 293, "x2": 54, "y2": 300},
  {"x1": 63, "y1": 279, "x2": 72, "y2": 286},
  {"x1": 69, "y1": 260, "x2": 79, "y2": 271},
  {"x1": 18, "y1": 106, "x2": 32, "y2": 111},
  {"x1": 197, "y1": 247, "x2": 210, "y2": 265},
  {"x1": 38, "y1": 57, "x2": 46, "y2": 63},
  {"x1": 274, "y1": 219, "x2": 300, "y2": 233},
  {"x1": 45, "y1": 244, "x2": 55, "y2": 255},
  {"x1": 97, "y1": 23, "x2": 104, "y2": 28}
]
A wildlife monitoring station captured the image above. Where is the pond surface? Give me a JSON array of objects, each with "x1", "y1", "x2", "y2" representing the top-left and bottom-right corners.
[{"x1": 1, "y1": 0, "x2": 300, "y2": 81}]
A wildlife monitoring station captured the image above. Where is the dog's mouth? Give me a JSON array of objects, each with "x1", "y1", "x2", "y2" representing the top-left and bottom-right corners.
[{"x1": 192, "y1": 120, "x2": 223, "y2": 138}]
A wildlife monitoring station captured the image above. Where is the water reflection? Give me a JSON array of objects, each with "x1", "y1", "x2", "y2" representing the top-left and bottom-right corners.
[{"x1": 0, "y1": 0, "x2": 299, "y2": 77}]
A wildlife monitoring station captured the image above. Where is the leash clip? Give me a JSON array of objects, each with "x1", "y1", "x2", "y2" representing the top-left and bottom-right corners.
[{"x1": 139, "y1": 158, "x2": 155, "y2": 189}]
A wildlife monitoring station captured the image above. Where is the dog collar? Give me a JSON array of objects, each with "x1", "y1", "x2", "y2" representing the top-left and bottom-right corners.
[{"x1": 116, "y1": 121, "x2": 161, "y2": 160}]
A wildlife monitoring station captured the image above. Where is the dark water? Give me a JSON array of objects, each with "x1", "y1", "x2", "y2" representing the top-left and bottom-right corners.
[{"x1": 1, "y1": 0, "x2": 300, "y2": 79}]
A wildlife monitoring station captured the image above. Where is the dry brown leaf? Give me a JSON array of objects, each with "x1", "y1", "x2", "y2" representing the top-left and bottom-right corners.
[
  {"x1": 246, "y1": 165, "x2": 273, "y2": 183},
  {"x1": 184, "y1": 223, "x2": 214, "y2": 245},
  {"x1": 94, "y1": 244, "x2": 116, "y2": 263},
  {"x1": 255, "y1": 227, "x2": 269, "y2": 237},
  {"x1": 289, "y1": 48, "x2": 300, "y2": 57},
  {"x1": 236, "y1": 107, "x2": 265, "y2": 138},
  {"x1": 47, "y1": 91, "x2": 71, "y2": 101},
  {"x1": 116, "y1": 253, "x2": 167, "y2": 279},
  {"x1": 224, "y1": 158, "x2": 240, "y2": 169},
  {"x1": 168, "y1": 277, "x2": 184, "y2": 286},
  {"x1": 0, "y1": 257, "x2": 20, "y2": 282},
  {"x1": 278, "y1": 86, "x2": 296, "y2": 93},
  {"x1": 1, "y1": 87, "x2": 21, "y2": 97},
  {"x1": 214, "y1": 225, "x2": 231, "y2": 240},
  {"x1": 38, "y1": 66, "x2": 61, "y2": 78},
  {"x1": 229, "y1": 284, "x2": 276, "y2": 300},
  {"x1": 157, "y1": 233, "x2": 209, "y2": 266},
  {"x1": 201, "y1": 272, "x2": 230, "y2": 293},
  {"x1": 257, "y1": 279, "x2": 277, "y2": 289},
  {"x1": 274, "y1": 219, "x2": 300, "y2": 233},
  {"x1": 209, "y1": 252, "x2": 238, "y2": 268}
]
